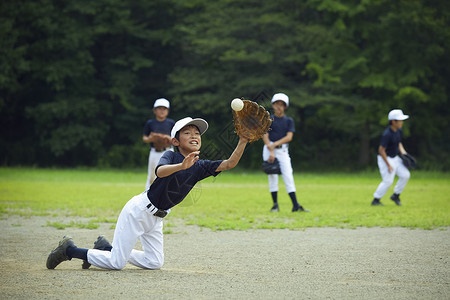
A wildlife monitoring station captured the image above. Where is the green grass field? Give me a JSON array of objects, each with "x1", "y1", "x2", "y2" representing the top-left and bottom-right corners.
[{"x1": 0, "y1": 167, "x2": 449, "y2": 230}]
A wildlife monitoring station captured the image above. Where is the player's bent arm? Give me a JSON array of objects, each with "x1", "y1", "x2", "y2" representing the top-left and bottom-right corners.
[
  {"x1": 142, "y1": 134, "x2": 151, "y2": 143},
  {"x1": 398, "y1": 143, "x2": 407, "y2": 155},
  {"x1": 143, "y1": 132, "x2": 160, "y2": 143},
  {"x1": 264, "y1": 132, "x2": 293, "y2": 151},
  {"x1": 156, "y1": 164, "x2": 184, "y2": 178},
  {"x1": 263, "y1": 134, "x2": 271, "y2": 146},
  {"x1": 378, "y1": 146, "x2": 391, "y2": 168},
  {"x1": 143, "y1": 132, "x2": 169, "y2": 144},
  {"x1": 263, "y1": 134, "x2": 275, "y2": 155},
  {"x1": 216, "y1": 138, "x2": 248, "y2": 172},
  {"x1": 272, "y1": 132, "x2": 293, "y2": 147}
]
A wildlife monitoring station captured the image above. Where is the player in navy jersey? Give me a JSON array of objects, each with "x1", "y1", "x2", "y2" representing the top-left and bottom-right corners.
[
  {"x1": 262, "y1": 93, "x2": 309, "y2": 213},
  {"x1": 46, "y1": 117, "x2": 249, "y2": 270},
  {"x1": 371, "y1": 109, "x2": 411, "y2": 206},
  {"x1": 142, "y1": 98, "x2": 175, "y2": 190}
]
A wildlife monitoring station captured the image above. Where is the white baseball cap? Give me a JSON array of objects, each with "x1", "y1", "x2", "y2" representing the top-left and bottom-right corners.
[
  {"x1": 153, "y1": 98, "x2": 170, "y2": 109},
  {"x1": 388, "y1": 109, "x2": 409, "y2": 121},
  {"x1": 171, "y1": 117, "x2": 209, "y2": 139},
  {"x1": 271, "y1": 93, "x2": 289, "y2": 107}
]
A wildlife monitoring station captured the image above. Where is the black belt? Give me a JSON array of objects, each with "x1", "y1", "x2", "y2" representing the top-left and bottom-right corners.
[
  {"x1": 146, "y1": 202, "x2": 168, "y2": 218},
  {"x1": 275, "y1": 145, "x2": 283, "y2": 149}
]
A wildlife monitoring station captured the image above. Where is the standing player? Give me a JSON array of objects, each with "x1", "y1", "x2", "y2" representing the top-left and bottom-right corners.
[
  {"x1": 46, "y1": 117, "x2": 249, "y2": 270},
  {"x1": 371, "y1": 109, "x2": 411, "y2": 206},
  {"x1": 262, "y1": 93, "x2": 309, "y2": 213},
  {"x1": 142, "y1": 98, "x2": 175, "y2": 190}
]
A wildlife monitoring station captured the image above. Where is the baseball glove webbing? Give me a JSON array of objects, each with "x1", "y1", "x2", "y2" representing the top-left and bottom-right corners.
[{"x1": 232, "y1": 100, "x2": 272, "y2": 143}]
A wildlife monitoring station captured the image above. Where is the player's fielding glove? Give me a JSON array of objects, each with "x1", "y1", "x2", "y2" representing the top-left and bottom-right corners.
[
  {"x1": 262, "y1": 158, "x2": 282, "y2": 174},
  {"x1": 232, "y1": 100, "x2": 272, "y2": 142},
  {"x1": 399, "y1": 153, "x2": 417, "y2": 169}
]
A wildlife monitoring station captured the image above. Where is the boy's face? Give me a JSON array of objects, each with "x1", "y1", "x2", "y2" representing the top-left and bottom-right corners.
[
  {"x1": 272, "y1": 100, "x2": 286, "y2": 116},
  {"x1": 173, "y1": 125, "x2": 201, "y2": 153},
  {"x1": 392, "y1": 120, "x2": 404, "y2": 129},
  {"x1": 153, "y1": 107, "x2": 169, "y2": 120}
]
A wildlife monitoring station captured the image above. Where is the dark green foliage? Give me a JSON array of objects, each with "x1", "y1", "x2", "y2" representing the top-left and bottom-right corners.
[{"x1": 1, "y1": 0, "x2": 448, "y2": 170}]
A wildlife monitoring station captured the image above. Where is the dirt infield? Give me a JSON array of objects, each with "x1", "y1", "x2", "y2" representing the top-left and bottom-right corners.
[{"x1": 0, "y1": 215, "x2": 449, "y2": 299}]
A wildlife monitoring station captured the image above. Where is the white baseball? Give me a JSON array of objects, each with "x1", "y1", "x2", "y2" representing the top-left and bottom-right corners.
[{"x1": 231, "y1": 98, "x2": 244, "y2": 111}]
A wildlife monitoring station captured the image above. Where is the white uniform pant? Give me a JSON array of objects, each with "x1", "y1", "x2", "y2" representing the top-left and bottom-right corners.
[
  {"x1": 146, "y1": 148, "x2": 172, "y2": 190},
  {"x1": 87, "y1": 192, "x2": 166, "y2": 270},
  {"x1": 373, "y1": 155, "x2": 410, "y2": 199},
  {"x1": 262, "y1": 144, "x2": 296, "y2": 194}
]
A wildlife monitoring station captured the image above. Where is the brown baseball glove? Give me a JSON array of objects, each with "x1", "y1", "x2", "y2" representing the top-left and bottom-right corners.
[
  {"x1": 150, "y1": 133, "x2": 172, "y2": 150},
  {"x1": 232, "y1": 100, "x2": 272, "y2": 142}
]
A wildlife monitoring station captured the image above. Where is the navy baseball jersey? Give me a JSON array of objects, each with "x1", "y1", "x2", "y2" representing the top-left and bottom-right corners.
[
  {"x1": 379, "y1": 127, "x2": 402, "y2": 157},
  {"x1": 268, "y1": 115, "x2": 295, "y2": 142},
  {"x1": 147, "y1": 151, "x2": 223, "y2": 210},
  {"x1": 143, "y1": 118, "x2": 175, "y2": 148}
]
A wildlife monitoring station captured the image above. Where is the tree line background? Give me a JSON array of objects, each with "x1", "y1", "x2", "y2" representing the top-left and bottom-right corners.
[{"x1": 1, "y1": 0, "x2": 449, "y2": 171}]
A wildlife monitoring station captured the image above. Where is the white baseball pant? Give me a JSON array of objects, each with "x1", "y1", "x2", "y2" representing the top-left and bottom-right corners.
[
  {"x1": 87, "y1": 192, "x2": 166, "y2": 270},
  {"x1": 262, "y1": 144, "x2": 296, "y2": 193},
  {"x1": 373, "y1": 155, "x2": 410, "y2": 199},
  {"x1": 145, "y1": 148, "x2": 172, "y2": 190}
]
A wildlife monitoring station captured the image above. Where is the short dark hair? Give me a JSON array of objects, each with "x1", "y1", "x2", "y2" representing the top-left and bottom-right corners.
[{"x1": 175, "y1": 125, "x2": 200, "y2": 139}]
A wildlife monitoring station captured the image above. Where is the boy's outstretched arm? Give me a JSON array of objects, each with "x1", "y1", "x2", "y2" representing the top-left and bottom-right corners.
[{"x1": 216, "y1": 136, "x2": 248, "y2": 172}]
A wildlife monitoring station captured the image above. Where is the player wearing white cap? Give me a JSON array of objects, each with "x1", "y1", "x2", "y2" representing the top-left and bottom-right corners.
[
  {"x1": 263, "y1": 93, "x2": 309, "y2": 213},
  {"x1": 142, "y1": 98, "x2": 175, "y2": 190},
  {"x1": 46, "y1": 117, "x2": 249, "y2": 270},
  {"x1": 371, "y1": 109, "x2": 411, "y2": 206}
]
